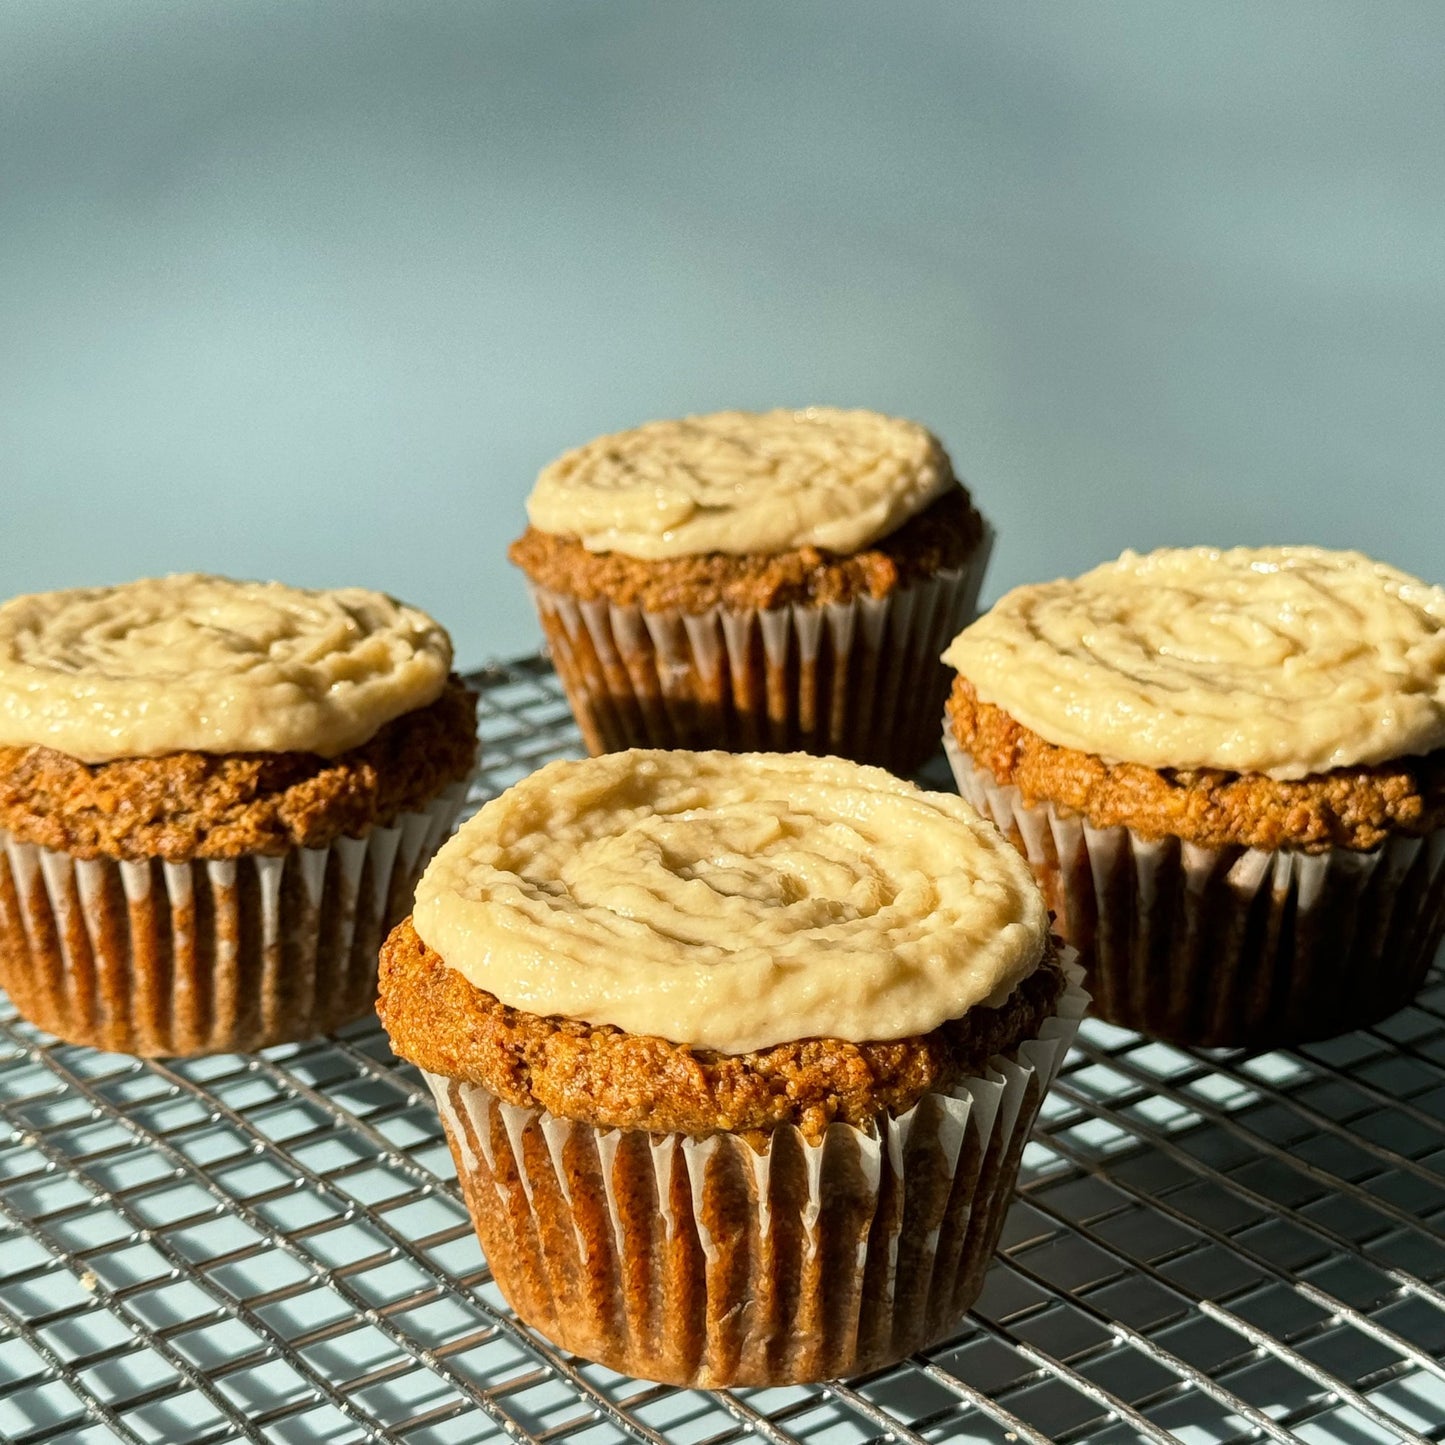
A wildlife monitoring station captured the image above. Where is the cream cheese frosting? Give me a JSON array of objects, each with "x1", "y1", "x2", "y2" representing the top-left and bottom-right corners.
[
  {"x1": 943, "y1": 546, "x2": 1445, "y2": 780},
  {"x1": 0, "y1": 574, "x2": 452, "y2": 762},
  {"x1": 525, "y1": 407, "x2": 955, "y2": 558},
  {"x1": 412, "y1": 749, "x2": 1047, "y2": 1054}
]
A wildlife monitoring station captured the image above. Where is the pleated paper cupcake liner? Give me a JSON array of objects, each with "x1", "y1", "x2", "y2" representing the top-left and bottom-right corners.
[
  {"x1": 0, "y1": 781, "x2": 471, "y2": 1057},
  {"x1": 944, "y1": 732, "x2": 1445, "y2": 1047},
  {"x1": 529, "y1": 532, "x2": 992, "y2": 773},
  {"x1": 425, "y1": 961, "x2": 1085, "y2": 1389}
]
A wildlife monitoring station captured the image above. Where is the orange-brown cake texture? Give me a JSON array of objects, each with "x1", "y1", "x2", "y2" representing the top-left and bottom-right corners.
[
  {"x1": 509, "y1": 408, "x2": 993, "y2": 768},
  {"x1": 948, "y1": 676, "x2": 1445, "y2": 855},
  {"x1": 0, "y1": 574, "x2": 477, "y2": 1056},
  {"x1": 941, "y1": 546, "x2": 1445, "y2": 1046},
  {"x1": 380, "y1": 915, "x2": 1065, "y2": 1142},
  {"x1": 0, "y1": 676, "x2": 477, "y2": 861},
  {"x1": 509, "y1": 486, "x2": 983, "y2": 613},
  {"x1": 381, "y1": 749, "x2": 1083, "y2": 1388}
]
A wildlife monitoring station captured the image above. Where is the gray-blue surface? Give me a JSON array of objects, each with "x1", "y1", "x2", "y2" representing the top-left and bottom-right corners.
[{"x1": 3, "y1": 1, "x2": 1443, "y2": 663}]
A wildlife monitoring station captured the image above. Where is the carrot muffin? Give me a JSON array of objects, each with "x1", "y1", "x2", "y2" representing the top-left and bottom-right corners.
[
  {"x1": 508, "y1": 407, "x2": 991, "y2": 772},
  {"x1": 378, "y1": 750, "x2": 1087, "y2": 1387},
  {"x1": 942, "y1": 546, "x2": 1445, "y2": 1047},
  {"x1": 0, "y1": 574, "x2": 478, "y2": 1056}
]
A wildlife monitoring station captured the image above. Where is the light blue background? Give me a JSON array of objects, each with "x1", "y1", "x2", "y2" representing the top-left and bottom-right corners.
[{"x1": 4, "y1": 1, "x2": 1442, "y2": 667}]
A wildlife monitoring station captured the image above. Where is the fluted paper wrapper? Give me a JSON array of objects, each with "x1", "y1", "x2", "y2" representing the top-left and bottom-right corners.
[
  {"x1": 0, "y1": 782, "x2": 470, "y2": 1057},
  {"x1": 945, "y1": 733, "x2": 1445, "y2": 1047},
  {"x1": 424, "y1": 964, "x2": 1085, "y2": 1388},
  {"x1": 530, "y1": 537, "x2": 991, "y2": 772}
]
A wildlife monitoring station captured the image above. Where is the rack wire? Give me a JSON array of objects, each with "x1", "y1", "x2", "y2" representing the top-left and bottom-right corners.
[{"x1": 1, "y1": 656, "x2": 1443, "y2": 1445}]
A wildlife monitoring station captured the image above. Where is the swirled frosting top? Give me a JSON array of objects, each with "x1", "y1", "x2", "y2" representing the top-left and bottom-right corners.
[
  {"x1": 524, "y1": 407, "x2": 956, "y2": 558},
  {"x1": 412, "y1": 749, "x2": 1047, "y2": 1054},
  {"x1": 943, "y1": 546, "x2": 1445, "y2": 780},
  {"x1": 0, "y1": 574, "x2": 452, "y2": 761}
]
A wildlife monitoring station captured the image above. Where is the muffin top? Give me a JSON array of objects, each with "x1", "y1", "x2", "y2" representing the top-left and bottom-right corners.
[
  {"x1": 0, "y1": 574, "x2": 452, "y2": 762},
  {"x1": 0, "y1": 677, "x2": 478, "y2": 861},
  {"x1": 412, "y1": 749, "x2": 1047, "y2": 1055},
  {"x1": 525, "y1": 407, "x2": 955, "y2": 559},
  {"x1": 381, "y1": 917, "x2": 1065, "y2": 1137},
  {"x1": 943, "y1": 546, "x2": 1445, "y2": 780}
]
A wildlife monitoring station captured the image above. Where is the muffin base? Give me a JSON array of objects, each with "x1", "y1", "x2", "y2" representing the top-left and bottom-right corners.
[
  {"x1": 0, "y1": 782, "x2": 469, "y2": 1056},
  {"x1": 530, "y1": 538, "x2": 990, "y2": 772},
  {"x1": 945, "y1": 734, "x2": 1445, "y2": 1048},
  {"x1": 423, "y1": 963, "x2": 1086, "y2": 1388}
]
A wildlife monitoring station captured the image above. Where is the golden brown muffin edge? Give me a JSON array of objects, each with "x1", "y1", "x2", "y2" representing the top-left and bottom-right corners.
[
  {"x1": 508, "y1": 486, "x2": 984, "y2": 613},
  {"x1": 378, "y1": 916, "x2": 1065, "y2": 1143},
  {"x1": 947, "y1": 674, "x2": 1445, "y2": 853},
  {"x1": 0, "y1": 676, "x2": 479, "y2": 861}
]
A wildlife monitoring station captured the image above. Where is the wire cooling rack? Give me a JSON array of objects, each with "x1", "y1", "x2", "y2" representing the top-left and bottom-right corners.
[{"x1": 1, "y1": 656, "x2": 1443, "y2": 1445}]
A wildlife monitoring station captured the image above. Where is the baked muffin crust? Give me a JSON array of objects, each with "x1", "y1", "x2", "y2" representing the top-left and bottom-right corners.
[
  {"x1": 508, "y1": 487, "x2": 983, "y2": 614},
  {"x1": 948, "y1": 675, "x2": 1445, "y2": 854},
  {"x1": 0, "y1": 676, "x2": 478, "y2": 862},
  {"x1": 379, "y1": 916, "x2": 1066, "y2": 1141}
]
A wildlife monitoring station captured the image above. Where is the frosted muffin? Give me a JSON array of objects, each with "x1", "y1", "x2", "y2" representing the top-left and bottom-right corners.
[
  {"x1": 508, "y1": 407, "x2": 991, "y2": 772},
  {"x1": 378, "y1": 750, "x2": 1086, "y2": 1387},
  {"x1": 942, "y1": 546, "x2": 1445, "y2": 1047},
  {"x1": 0, "y1": 574, "x2": 477, "y2": 1056}
]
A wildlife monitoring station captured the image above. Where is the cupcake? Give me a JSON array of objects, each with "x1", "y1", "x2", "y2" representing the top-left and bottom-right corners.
[
  {"x1": 942, "y1": 546, "x2": 1445, "y2": 1048},
  {"x1": 508, "y1": 407, "x2": 992, "y2": 773},
  {"x1": 378, "y1": 749, "x2": 1086, "y2": 1387},
  {"x1": 0, "y1": 574, "x2": 478, "y2": 1056}
]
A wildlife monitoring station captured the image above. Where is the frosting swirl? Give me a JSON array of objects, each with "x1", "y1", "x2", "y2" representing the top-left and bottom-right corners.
[
  {"x1": 412, "y1": 749, "x2": 1047, "y2": 1054},
  {"x1": 943, "y1": 546, "x2": 1445, "y2": 780},
  {"x1": 525, "y1": 407, "x2": 955, "y2": 558},
  {"x1": 0, "y1": 574, "x2": 452, "y2": 761}
]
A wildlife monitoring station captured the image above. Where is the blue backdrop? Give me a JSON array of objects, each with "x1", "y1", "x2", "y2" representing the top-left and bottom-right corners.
[{"x1": 4, "y1": 1, "x2": 1442, "y2": 664}]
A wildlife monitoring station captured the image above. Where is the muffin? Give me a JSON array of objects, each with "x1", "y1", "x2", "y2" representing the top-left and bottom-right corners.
[
  {"x1": 0, "y1": 574, "x2": 478, "y2": 1056},
  {"x1": 942, "y1": 546, "x2": 1445, "y2": 1047},
  {"x1": 378, "y1": 749, "x2": 1086, "y2": 1387},
  {"x1": 508, "y1": 407, "x2": 991, "y2": 772}
]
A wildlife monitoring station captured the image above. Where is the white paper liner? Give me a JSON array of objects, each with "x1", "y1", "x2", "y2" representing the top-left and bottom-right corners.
[
  {"x1": 529, "y1": 527, "x2": 992, "y2": 770},
  {"x1": 944, "y1": 730, "x2": 1445, "y2": 1045},
  {"x1": 425, "y1": 959, "x2": 1086, "y2": 1388},
  {"x1": 0, "y1": 781, "x2": 470, "y2": 1056}
]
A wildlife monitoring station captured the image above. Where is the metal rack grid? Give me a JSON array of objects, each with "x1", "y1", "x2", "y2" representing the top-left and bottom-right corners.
[{"x1": 1, "y1": 656, "x2": 1443, "y2": 1445}]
